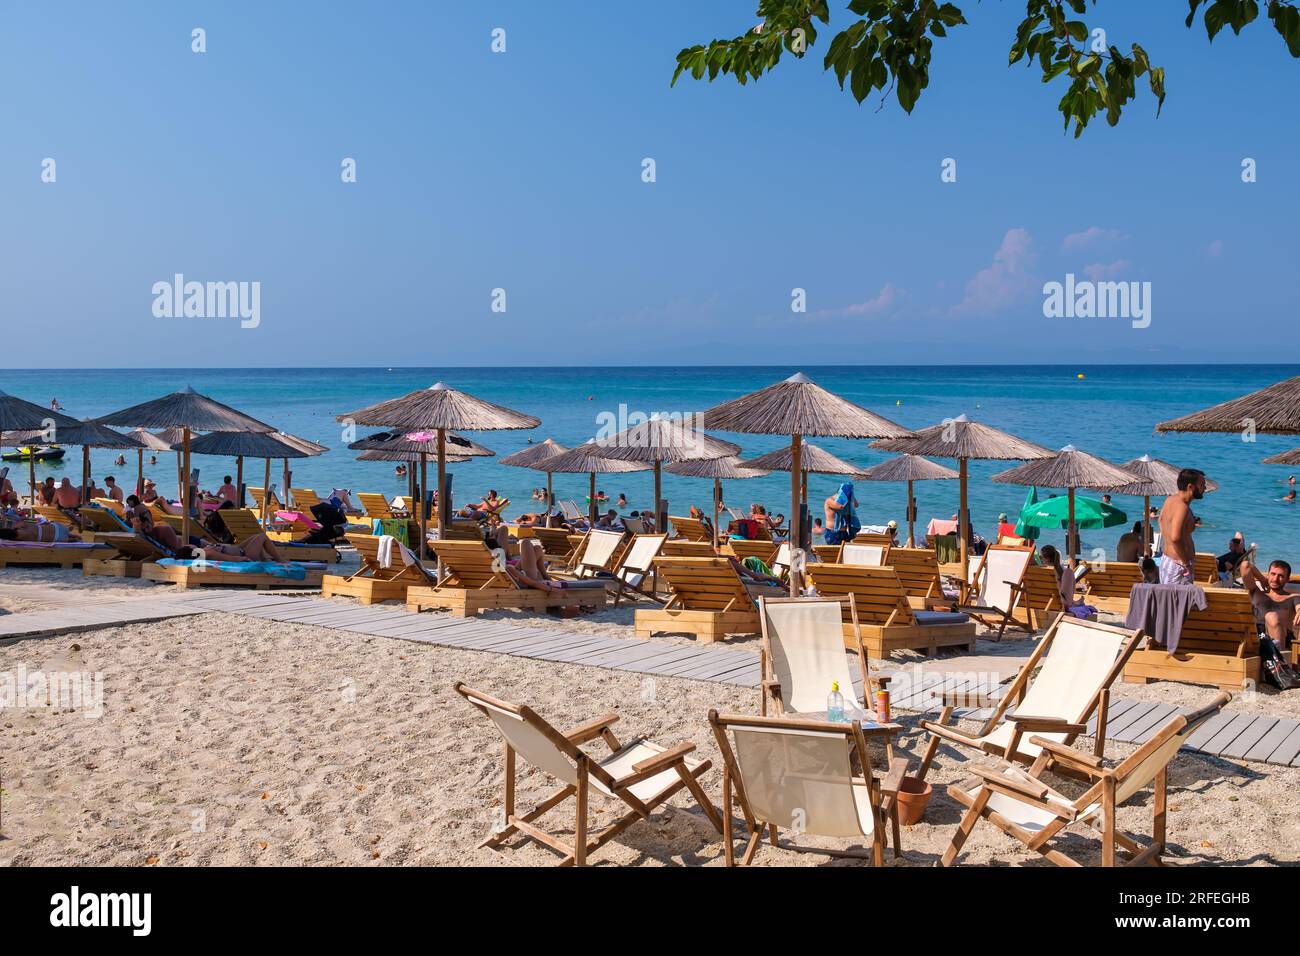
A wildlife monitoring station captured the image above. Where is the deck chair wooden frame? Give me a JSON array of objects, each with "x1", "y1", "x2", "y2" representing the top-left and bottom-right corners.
[
  {"x1": 571, "y1": 528, "x2": 626, "y2": 579},
  {"x1": 247, "y1": 486, "x2": 282, "y2": 515},
  {"x1": 1008, "y1": 565, "x2": 1065, "y2": 632},
  {"x1": 1194, "y1": 552, "x2": 1219, "y2": 584},
  {"x1": 321, "y1": 533, "x2": 436, "y2": 604},
  {"x1": 708, "y1": 710, "x2": 905, "y2": 867},
  {"x1": 941, "y1": 692, "x2": 1231, "y2": 867},
  {"x1": 635, "y1": 555, "x2": 780, "y2": 643},
  {"x1": 805, "y1": 563, "x2": 977, "y2": 658},
  {"x1": 759, "y1": 594, "x2": 874, "y2": 717},
  {"x1": 530, "y1": 526, "x2": 581, "y2": 567},
  {"x1": 668, "y1": 515, "x2": 712, "y2": 542},
  {"x1": 609, "y1": 533, "x2": 667, "y2": 607},
  {"x1": 406, "y1": 540, "x2": 605, "y2": 617},
  {"x1": 455, "y1": 682, "x2": 721, "y2": 866},
  {"x1": 838, "y1": 541, "x2": 890, "y2": 566},
  {"x1": 1122, "y1": 587, "x2": 1260, "y2": 691},
  {"x1": 917, "y1": 615, "x2": 1143, "y2": 782},
  {"x1": 356, "y1": 492, "x2": 396, "y2": 521},
  {"x1": 955, "y1": 544, "x2": 1035, "y2": 641},
  {"x1": 82, "y1": 531, "x2": 170, "y2": 579}
]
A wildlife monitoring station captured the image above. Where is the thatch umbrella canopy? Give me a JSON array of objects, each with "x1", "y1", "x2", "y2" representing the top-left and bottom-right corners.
[
  {"x1": 701, "y1": 372, "x2": 912, "y2": 578},
  {"x1": 1115, "y1": 455, "x2": 1220, "y2": 555},
  {"x1": 1156, "y1": 375, "x2": 1300, "y2": 435},
  {"x1": 500, "y1": 439, "x2": 569, "y2": 523},
  {"x1": 741, "y1": 441, "x2": 864, "y2": 511},
  {"x1": 42, "y1": 421, "x2": 144, "y2": 506},
  {"x1": 873, "y1": 414, "x2": 1054, "y2": 571},
  {"x1": 356, "y1": 448, "x2": 469, "y2": 505},
  {"x1": 127, "y1": 428, "x2": 175, "y2": 452},
  {"x1": 349, "y1": 430, "x2": 494, "y2": 457},
  {"x1": 337, "y1": 382, "x2": 539, "y2": 548},
  {"x1": 856, "y1": 454, "x2": 960, "y2": 547},
  {"x1": 183, "y1": 431, "x2": 315, "y2": 527},
  {"x1": 539, "y1": 441, "x2": 652, "y2": 525},
  {"x1": 267, "y1": 432, "x2": 330, "y2": 512},
  {"x1": 991, "y1": 445, "x2": 1142, "y2": 562},
  {"x1": 1262, "y1": 447, "x2": 1300, "y2": 466},
  {"x1": 96, "y1": 387, "x2": 276, "y2": 543},
  {"x1": 666, "y1": 455, "x2": 770, "y2": 548},
  {"x1": 589, "y1": 416, "x2": 739, "y2": 533}
]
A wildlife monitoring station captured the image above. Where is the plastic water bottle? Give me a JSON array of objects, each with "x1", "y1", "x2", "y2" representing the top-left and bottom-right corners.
[{"x1": 827, "y1": 681, "x2": 846, "y2": 723}]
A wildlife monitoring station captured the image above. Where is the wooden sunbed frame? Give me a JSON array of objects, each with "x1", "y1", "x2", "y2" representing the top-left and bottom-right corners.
[
  {"x1": 1081, "y1": 561, "x2": 1143, "y2": 614},
  {"x1": 320, "y1": 533, "x2": 436, "y2": 604},
  {"x1": 726, "y1": 539, "x2": 778, "y2": 567},
  {"x1": 1123, "y1": 587, "x2": 1260, "y2": 691},
  {"x1": 806, "y1": 563, "x2": 977, "y2": 656},
  {"x1": 1008, "y1": 564, "x2": 1065, "y2": 631},
  {"x1": 290, "y1": 488, "x2": 321, "y2": 513},
  {"x1": 634, "y1": 555, "x2": 780, "y2": 643},
  {"x1": 660, "y1": 539, "x2": 715, "y2": 558},
  {"x1": 356, "y1": 492, "x2": 396, "y2": 520},
  {"x1": 668, "y1": 515, "x2": 712, "y2": 542},
  {"x1": 82, "y1": 532, "x2": 169, "y2": 578},
  {"x1": 405, "y1": 540, "x2": 605, "y2": 617},
  {"x1": 213, "y1": 508, "x2": 337, "y2": 562},
  {"x1": 0, "y1": 543, "x2": 115, "y2": 568},
  {"x1": 886, "y1": 547, "x2": 950, "y2": 608},
  {"x1": 141, "y1": 561, "x2": 325, "y2": 590}
]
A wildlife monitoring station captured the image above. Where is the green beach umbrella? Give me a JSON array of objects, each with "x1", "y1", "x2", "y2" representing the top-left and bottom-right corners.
[
  {"x1": 1012, "y1": 486, "x2": 1042, "y2": 541},
  {"x1": 1018, "y1": 494, "x2": 1128, "y2": 531}
]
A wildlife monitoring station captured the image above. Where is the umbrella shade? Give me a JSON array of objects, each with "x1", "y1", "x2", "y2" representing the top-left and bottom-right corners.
[
  {"x1": 183, "y1": 431, "x2": 315, "y2": 459},
  {"x1": 1156, "y1": 375, "x2": 1300, "y2": 434},
  {"x1": 499, "y1": 438, "x2": 569, "y2": 469},
  {"x1": 95, "y1": 386, "x2": 275, "y2": 432},
  {"x1": 542, "y1": 442, "x2": 653, "y2": 476},
  {"x1": 356, "y1": 449, "x2": 469, "y2": 463},
  {"x1": 126, "y1": 428, "x2": 176, "y2": 452},
  {"x1": 1114, "y1": 455, "x2": 1219, "y2": 496},
  {"x1": 153, "y1": 427, "x2": 190, "y2": 446},
  {"x1": 871, "y1": 414, "x2": 1053, "y2": 459},
  {"x1": 0, "y1": 390, "x2": 79, "y2": 433},
  {"x1": 1019, "y1": 495, "x2": 1128, "y2": 530},
  {"x1": 854, "y1": 453, "x2": 958, "y2": 483},
  {"x1": 275, "y1": 432, "x2": 329, "y2": 455},
  {"x1": 990, "y1": 445, "x2": 1142, "y2": 492},
  {"x1": 50, "y1": 421, "x2": 146, "y2": 450},
  {"x1": 1262, "y1": 448, "x2": 1300, "y2": 466},
  {"x1": 701, "y1": 371, "x2": 913, "y2": 439},
  {"x1": 337, "y1": 381, "x2": 540, "y2": 431},
  {"x1": 349, "y1": 430, "x2": 494, "y2": 456},
  {"x1": 1012, "y1": 486, "x2": 1042, "y2": 541},
  {"x1": 665, "y1": 456, "x2": 769, "y2": 480},
  {"x1": 741, "y1": 442, "x2": 864, "y2": 476},
  {"x1": 590, "y1": 416, "x2": 739, "y2": 464}
]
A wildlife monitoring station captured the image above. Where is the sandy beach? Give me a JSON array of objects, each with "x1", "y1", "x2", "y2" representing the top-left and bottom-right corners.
[{"x1": 2, "y1": 573, "x2": 1296, "y2": 868}]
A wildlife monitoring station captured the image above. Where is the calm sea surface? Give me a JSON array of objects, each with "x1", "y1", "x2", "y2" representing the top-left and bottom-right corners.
[{"x1": 4, "y1": 365, "x2": 1298, "y2": 563}]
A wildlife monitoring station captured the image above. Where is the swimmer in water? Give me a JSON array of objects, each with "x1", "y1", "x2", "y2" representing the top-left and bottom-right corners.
[{"x1": 1285, "y1": 490, "x2": 1296, "y2": 502}]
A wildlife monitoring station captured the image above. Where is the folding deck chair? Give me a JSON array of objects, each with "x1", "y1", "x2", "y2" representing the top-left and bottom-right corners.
[
  {"x1": 609, "y1": 533, "x2": 667, "y2": 606},
  {"x1": 955, "y1": 543, "x2": 1035, "y2": 640},
  {"x1": 759, "y1": 595, "x2": 875, "y2": 717}
]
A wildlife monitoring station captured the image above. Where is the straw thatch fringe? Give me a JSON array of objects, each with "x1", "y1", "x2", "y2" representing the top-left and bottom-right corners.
[
  {"x1": 741, "y1": 442, "x2": 864, "y2": 476},
  {"x1": 871, "y1": 415, "x2": 1053, "y2": 460},
  {"x1": 1261, "y1": 447, "x2": 1300, "y2": 466},
  {"x1": 857, "y1": 453, "x2": 959, "y2": 482},
  {"x1": 45, "y1": 421, "x2": 146, "y2": 450},
  {"x1": 0, "y1": 390, "x2": 80, "y2": 433},
  {"x1": 1114, "y1": 455, "x2": 1219, "y2": 496},
  {"x1": 185, "y1": 431, "x2": 315, "y2": 459},
  {"x1": 337, "y1": 382, "x2": 540, "y2": 431},
  {"x1": 665, "y1": 455, "x2": 769, "y2": 479},
  {"x1": 96, "y1": 387, "x2": 276, "y2": 433},
  {"x1": 991, "y1": 446, "x2": 1142, "y2": 491},
  {"x1": 536, "y1": 443, "x2": 652, "y2": 475},
  {"x1": 1156, "y1": 375, "x2": 1300, "y2": 435},
  {"x1": 499, "y1": 438, "x2": 570, "y2": 469},
  {"x1": 701, "y1": 372, "x2": 913, "y2": 439},
  {"x1": 588, "y1": 418, "x2": 739, "y2": 464},
  {"x1": 349, "y1": 430, "x2": 494, "y2": 456},
  {"x1": 356, "y1": 449, "x2": 469, "y2": 463}
]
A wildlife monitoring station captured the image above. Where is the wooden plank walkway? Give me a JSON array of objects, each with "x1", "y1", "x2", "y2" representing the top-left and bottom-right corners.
[{"x1": 6, "y1": 588, "x2": 1300, "y2": 768}]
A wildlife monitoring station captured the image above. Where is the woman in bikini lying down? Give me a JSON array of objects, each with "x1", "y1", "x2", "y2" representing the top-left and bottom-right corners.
[
  {"x1": 178, "y1": 532, "x2": 284, "y2": 563},
  {"x1": 0, "y1": 522, "x2": 82, "y2": 543}
]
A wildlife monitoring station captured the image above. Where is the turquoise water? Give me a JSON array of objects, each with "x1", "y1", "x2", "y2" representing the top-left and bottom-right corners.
[{"x1": 3, "y1": 365, "x2": 1299, "y2": 563}]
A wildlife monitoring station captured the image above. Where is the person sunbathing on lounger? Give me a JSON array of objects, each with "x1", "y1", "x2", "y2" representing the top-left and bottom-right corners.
[
  {"x1": 125, "y1": 495, "x2": 182, "y2": 552},
  {"x1": 179, "y1": 532, "x2": 284, "y2": 563},
  {"x1": 0, "y1": 521, "x2": 80, "y2": 543},
  {"x1": 1239, "y1": 557, "x2": 1300, "y2": 653}
]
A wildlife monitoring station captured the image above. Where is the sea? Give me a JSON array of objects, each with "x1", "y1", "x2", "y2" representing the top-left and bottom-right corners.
[{"x1": 3, "y1": 365, "x2": 1298, "y2": 565}]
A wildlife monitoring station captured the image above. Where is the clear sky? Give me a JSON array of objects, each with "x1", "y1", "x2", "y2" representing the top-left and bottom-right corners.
[{"x1": 2, "y1": 1, "x2": 1296, "y2": 366}]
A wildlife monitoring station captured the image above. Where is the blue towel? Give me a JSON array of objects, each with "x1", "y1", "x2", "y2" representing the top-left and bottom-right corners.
[{"x1": 156, "y1": 559, "x2": 318, "y2": 579}]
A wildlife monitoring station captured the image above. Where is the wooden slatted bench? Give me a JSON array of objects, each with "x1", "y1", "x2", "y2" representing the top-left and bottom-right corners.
[{"x1": 1123, "y1": 587, "x2": 1260, "y2": 691}]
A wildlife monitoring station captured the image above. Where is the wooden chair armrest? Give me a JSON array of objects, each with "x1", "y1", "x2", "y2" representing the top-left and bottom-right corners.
[
  {"x1": 879, "y1": 755, "x2": 909, "y2": 798},
  {"x1": 1005, "y1": 714, "x2": 1087, "y2": 735},
  {"x1": 966, "y1": 764, "x2": 1050, "y2": 801},
  {"x1": 564, "y1": 712, "x2": 620, "y2": 744},
  {"x1": 1028, "y1": 736, "x2": 1113, "y2": 777},
  {"x1": 630, "y1": 740, "x2": 696, "y2": 775},
  {"x1": 940, "y1": 690, "x2": 1001, "y2": 708}
]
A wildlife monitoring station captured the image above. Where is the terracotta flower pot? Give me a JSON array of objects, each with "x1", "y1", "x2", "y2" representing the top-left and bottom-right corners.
[{"x1": 894, "y1": 776, "x2": 932, "y2": 826}]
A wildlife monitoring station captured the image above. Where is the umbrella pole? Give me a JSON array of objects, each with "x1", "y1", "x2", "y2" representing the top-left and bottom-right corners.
[
  {"x1": 236, "y1": 457, "x2": 244, "y2": 507},
  {"x1": 435, "y1": 430, "x2": 446, "y2": 546},
  {"x1": 175, "y1": 450, "x2": 183, "y2": 505},
  {"x1": 136, "y1": 449, "x2": 143, "y2": 498},
  {"x1": 261, "y1": 457, "x2": 271, "y2": 528},
  {"x1": 81, "y1": 445, "x2": 89, "y2": 505},
  {"x1": 588, "y1": 472, "x2": 596, "y2": 526},
  {"x1": 1067, "y1": 487, "x2": 1077, "y2": 565},
  {"x1": 654, "y1": 461, "x2": 662, "y2": 533},
  {"x1": 713, "y1": 478, "x2": 721, "y2": 550},
  {"x1": 283, "y1": 458, "x2": 290, "y2": 509},
  {"x1": 408, "y1": 460, "x2": 417, "y2": 504},
  {"x1": 29, "y1": 456, "x2": 35, "y2": 510},
  {"x1": 958, "y1": 457, "x2": 969, "y2": 574},
  {"x1": 907, "y1": 479, "x2": 915, "y2": 548},
  {"x1": 545, "y1": 471, "x2": 553, "y2": 528},
  {"x1": 182, "y1": 429, "x2": 192, "y2": 545},
  {"x1": 1143, "y1": 494, "x2": 1152, "y2": 556},
  {"x1": 421, "y1": 452, "x2": 429, "y2": 561},
  {"x1": 789, "y1": 434, "x2": 802, "y2": 596}
]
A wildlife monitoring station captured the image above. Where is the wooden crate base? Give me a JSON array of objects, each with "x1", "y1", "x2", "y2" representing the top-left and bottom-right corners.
[
  {"x1": 83, "y1": 558, "x2": 144, "y2": 579},
  {"x1": 406, "y1": 585, "x2": 604, "y2": 618},
  {"x1": 634, "y1": 608, "x2": 760, "y2": 644},
  {"x1": 0, "y1": 546, "x2": 112, "y2": 569},
  {"x1": 848, "y1": 622, "x2": 978, "y2": 657},
  {"x1": 1123, "y1": 648, "x2": 1259, "y2": 692},
  {"x1": 272, "y1": 545, "x2": 339, "y2": 564},
  {"x1": 320, "y1": 575, "x2": 413, "y2": 605},
  {"x1": 141, "y1": 563, "x2": 324, "y2": 590}
]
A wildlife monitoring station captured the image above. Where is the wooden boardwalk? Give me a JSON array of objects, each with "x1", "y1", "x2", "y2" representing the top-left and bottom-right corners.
[{"x1": 4, "y1": 588, "x2": 1299, "y2": 769}]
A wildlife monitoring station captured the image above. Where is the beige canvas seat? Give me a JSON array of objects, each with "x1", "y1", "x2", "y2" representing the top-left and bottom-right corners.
[
  {"x1": 956, "y1": 544, "x2": 1035, "y2": 640},
  {"x1": 571, "y1": 528, "x2": 626, "y2": 578},
  {"x1": 455, "y1": 682, "x2": 721, "y2": 866},
  {"x1": 321, "y1": 532, "x2": 436, "y2": 604},
  {"x1": 759, "y1": 595, "x2": 874, "y2": 717},
  {"x1": 917, "y1": 616, "x2": 1143, "y2": 781},
  {"x1": 840, "y1": 541, "x2": 889, "y2": 566},
  {"x1": 609, "y1": 533, "x2": 667, "y2": 606},
  {"x1": 708, "y1": 710, "x2": 906, "y2": 866},
  {"x1": 942, "y1": 692, "x2": 1231, "y2": 867}
]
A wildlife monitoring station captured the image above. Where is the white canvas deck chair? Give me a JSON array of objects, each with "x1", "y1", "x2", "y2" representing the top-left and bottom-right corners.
[
  {"x1": 759, "y1": 595, "x2": 874, "y2": 717},
  {"x1": 572, "y1": 528, "x2": 625, "y2": 578},
  {"x1": 917, "y1": 616, "x2": 1143, "y2": 782},
  {"x1": 955, "y1": 543, "x2": 1035, "y2": 640},
  {"x1": 841, "y1": 541, "x2": 888, "y2": 566},
  {"x1": 610, "y1": 533, "x2": 667, "y2": 607},
  {"x1": 708, "y1": 711, "x2": 906, "y2": 867},
  {"x1": 942, "y1": 692, "x2": 1231, "y2": 867},
  {"x1": 455, "y1": 682, "x2": 721, "y2": 866}
]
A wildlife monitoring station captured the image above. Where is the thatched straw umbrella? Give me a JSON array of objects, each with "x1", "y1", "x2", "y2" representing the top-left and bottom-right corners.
[
  {"x1": 740, "y1": 441, "x2": 865, "y2": 509},
  {"x1": 124, "y1": 429, "x2": 175, "y2": 498},
  {"x1": 0, "y1": 392, "x2": 78, "y2": 505},
  {"x1": 356, "y1": 448, "x2": 469, "y2": 505},
  {"x1": 1262, "y1": 447, "x2": 1300, "y2": 465},
  {"x1": 37, "y1": 421, "x2": 145, "y2": 505},
  {"x1": 991, "y1": 445, "x2": 1142, "y2": 563},
  {"x1": 268, "y1": 432, "x2": 330, "y2": 510},
  {"x1": 1115, "y1": 455, "x2": 1220, "y2": 556},
  {"x1": 589, "y1": 416, "x2": 740, "y2": 533},
  {"x1": 150, "y1": 427, "x2": 189, "y2": 502},
  {"x1": 96, "y1": 387, "x2": 276, "y2": 544},
  {"x1": 665, "y1": 455, "x2": 770, "y2": 548},
  {"x1": 337, "y1": 382, "x2": 539, "y2": 551},
  {"x1": 702, "y1": 372, "x2": 912, "y2": 562},
  {"x1": 500, "y1": 439, "x2": 569, "y2": 525},
  {"x1": 349, "y1": 429, "x2": 494, "y2": 535},
  {"x1": 184, "y1": 431, "x2": 314, "y2": 529},
  {"x1": 856, "y1": 454, "x2": 960, "y2": 547},
  {"x1": 1156, "y1": 375, "x2": 1300, "y2": 435},
  {"x1": 538, "y1": 441, "x2": 651, "y2": 525},
  {"x1": 873, "y1": 414, "x2": 1053, "y2": 572}
]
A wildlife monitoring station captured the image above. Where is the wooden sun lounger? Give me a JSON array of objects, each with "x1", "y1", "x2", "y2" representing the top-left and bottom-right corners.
[
  {"x1": 660, "y1": 539, "x2": 715, "y2": 558},
  {"x1": 1081, "y1": 561, "x2": 1143, "y2": 614},
  {"x1": 886, "y1": 547, "x2": 950, "y2": 608},
  {"x1": 213, "y1": 508, "x2": 337, "y2": 562},
  {"x1": 356, "y1": 492, "x2": 396, "y2": 520},
  {"x1": 141, "y1": 561, "x2": 325, "y2": 590},
  {"x1": 290, "y1": 488, "x2": 321, "y2": 513},
  {"x1": 726, "y1": 538, "x2": 778, "y2": 567},
  {"x1": 33, "y1": 505, "x2": 74, "y2": 526},
  {"x1": 0, "y1": 542, "x2": 115, "y2": 568},
  {"x1": 405, "y1": 540, "x2": 606, "y2": 618},
  {"x1": 1194, "y1": 552, "x2": 1219, "y2": 583},
  {"x1": 78, "y1": 506, "x2": 130, "y2": 534},
  {"x1": 668, "y1": 515, "x2": 712, "y2": 542},
  {"x1": 321, "y1": 533, "x2": 436, "y2": 604},
  {"x1": 91, "y1": 497, "x2": 127, "y2": 517},
  {"x1": 805, "y1": 563, "x2": 977, "y2": 657},
  {"x1": 82, "y1": 532, "x2": 170, "y2": 578},
  {"x1": 634, "y1": 556, "x2": 782, "y2": 643},
  {"x1": 1123, "y1": 587, "x2": 1260, "y2": 691},
  {"x1": 530, "y1": 526, "x2": 580, "y2": 566},
  {"x1": 1008, "y1": 564, "x2": 1065, "y2": 631},
  {"x1": 247, "y1": 486, "x2": 283, "y2": 515}
]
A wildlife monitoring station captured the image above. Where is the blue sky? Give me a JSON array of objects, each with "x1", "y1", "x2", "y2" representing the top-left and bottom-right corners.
[{"x1": 1, "y1": 1, "x2": 1296, "y2": 366}]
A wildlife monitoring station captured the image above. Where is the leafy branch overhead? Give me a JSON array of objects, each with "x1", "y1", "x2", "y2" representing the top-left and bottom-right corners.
[{"x1": 672, "y1": 0, "x2": 1300, "y2": 137}]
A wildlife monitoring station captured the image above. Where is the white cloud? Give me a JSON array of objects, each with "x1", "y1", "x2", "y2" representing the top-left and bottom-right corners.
[
  {"x1": 1061, "y1": 226, "x2": 1125, "y2": 252},
  {"x1": 951, "y1": 228, "x2": 1035, "y2": 315},
  {"x1": 1082, "y1": 259, "x2": 1130, "y2": 280},
  {"x1": 828, "y1": 282, "x2": 903, "y2": 318}
]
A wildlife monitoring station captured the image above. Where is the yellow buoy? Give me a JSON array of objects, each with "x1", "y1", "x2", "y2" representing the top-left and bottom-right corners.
[{"x1": 1076, "y1": 373, "x2": 1085, "y2": 380}]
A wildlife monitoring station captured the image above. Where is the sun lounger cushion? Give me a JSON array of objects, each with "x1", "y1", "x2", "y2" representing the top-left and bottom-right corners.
[
  {"x1": 156, "y1": 558, "x2": 324, "y2": 578},
  {"x1": 914, "y1": 610, "x2": 970, "y2": 626}
]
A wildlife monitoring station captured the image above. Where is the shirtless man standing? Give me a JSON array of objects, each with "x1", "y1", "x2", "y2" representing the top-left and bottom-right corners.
[
  {"x1": 1157, "y1": 468, "x2": 1207, "y2": 585},
  {"x1": 1239, "y1": 557, "x2": 1300, "y2": 652}
]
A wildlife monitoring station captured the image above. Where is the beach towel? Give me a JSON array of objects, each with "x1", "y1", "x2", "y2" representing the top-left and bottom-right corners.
[
  {"x1": 275, "y1": 510, "x2": 322, "y2": 530},
  {"x1": 832, "y1": 482, "x2": 860, "y2": 539},
  {"x1": 376, "y1": 534, "x2": 399, "y2": 569},
  {"x1": 373, "y1": 518, "x2": 408, "y2": 546},
  {"x1": 1125, "y1": 583, "x2": 1206, "y2": 653},
  {"x1": 156, "y1": 558, "x2": 322, "y2": 579}
]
